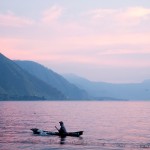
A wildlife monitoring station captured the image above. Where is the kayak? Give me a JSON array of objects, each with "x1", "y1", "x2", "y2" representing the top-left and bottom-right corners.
[{"x1": 31, "y1": 128, "x2": 83, "y2": 137}]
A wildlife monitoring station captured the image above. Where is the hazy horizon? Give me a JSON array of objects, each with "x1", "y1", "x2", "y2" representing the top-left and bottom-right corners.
[{"x1": 1, "y1": 0, "x2": 150, "y2": 83}]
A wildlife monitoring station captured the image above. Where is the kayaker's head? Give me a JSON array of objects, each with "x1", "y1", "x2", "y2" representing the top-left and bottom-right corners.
[{"x1": 59, "y1": 121, "x2": 64, "y2": 125}]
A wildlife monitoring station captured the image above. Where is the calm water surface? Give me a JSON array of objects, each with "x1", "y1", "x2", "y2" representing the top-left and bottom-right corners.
[{"x1": 0, "y1": 101, "x2": 150, "y2": 150}]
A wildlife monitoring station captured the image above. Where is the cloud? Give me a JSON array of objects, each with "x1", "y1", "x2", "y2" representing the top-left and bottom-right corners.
[
  {"x1": 0, "y1": 11, "x2": 34, "y2": 27},
  {"x1": 0, "y1": 5, "x2": 64, "y2": 28},
  {"x1": 116, "y1": 7, "x2": 150, "y2": 25},
  {"x1": 0, "y1": 5, "x2": 150, "y2": 79},
  {"x1": 84, "y1": 6, "x2": 150, "y2": 27},
  {"x1": 41, "y1": 5, "x2": 63, "y2": 24},
  {"x1": 85, "y1": 8, "x2": 116, "y2": 19},
  {"x1": 123, "y1": 7, "x2": 150, "y2": 18}
]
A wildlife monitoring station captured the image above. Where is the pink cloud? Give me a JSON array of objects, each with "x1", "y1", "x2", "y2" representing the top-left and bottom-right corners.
[
  {"x1": 0, "y1": 6, "x2": 150, "y2": 73},
  {"x1": 41, "y1": 5, "x2": 63, "y2": 24},
  {"x1": 122, "y1": 7, "x2": 150, "y2": 19},
  {"x1": 85, "y1": 8, "x2": 116, "y2": 19},
  {"x1": 115, "y1": 7, "x2": 150, "y2": 25},
  {"x1": 0, "y1": 11, "x2": 34, "y2": 27},
  {"x1": 84, "y1": 7, "x2": 150, "y2": 26}
]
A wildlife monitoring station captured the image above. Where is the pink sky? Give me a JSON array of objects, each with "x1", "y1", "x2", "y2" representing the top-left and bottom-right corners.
[{"x1": 0, "y1": 1, "x2": 150, "y2": 83}]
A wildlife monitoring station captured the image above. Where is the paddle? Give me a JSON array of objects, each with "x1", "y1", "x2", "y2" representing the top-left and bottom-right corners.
[{"x1": 55, "y1": 126, "x2": 59, "y2": 132}]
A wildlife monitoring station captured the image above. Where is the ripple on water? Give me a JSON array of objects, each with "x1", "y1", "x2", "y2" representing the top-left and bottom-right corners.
[{"x1": 1, "y1": 101, "x2": 150, "y2": 150}]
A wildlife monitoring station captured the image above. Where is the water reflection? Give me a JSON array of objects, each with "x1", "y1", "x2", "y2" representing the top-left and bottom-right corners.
[
  {"x1": 60, "y1": 136, "x2": 66, "y2": 144},
  {"x1": 59, "y1": 136, "x2": 84, "y2": 145}
]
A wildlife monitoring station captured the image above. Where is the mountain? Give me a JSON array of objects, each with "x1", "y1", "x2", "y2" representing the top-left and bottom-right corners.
[
  {"x1": 0, "y1": 53, "x2": 65, "y2": 100},
  {"x1": 15, "y1": 60, "x2": 89, "y2": 100},
  {"x1": 63, "y1": 74, "x2": 150, "y2": 100}
]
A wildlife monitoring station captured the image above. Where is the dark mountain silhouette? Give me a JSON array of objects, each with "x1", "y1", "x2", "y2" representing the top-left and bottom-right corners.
[
  {"x1": 0, "y1": 53, "x2": 65, "y2": 100},
  {"x1": 15, "y1": 60, "x2": 89, "y2": 100},
  {"x1": 63, "y1": 74, "x2": 150, "y2": 100}
]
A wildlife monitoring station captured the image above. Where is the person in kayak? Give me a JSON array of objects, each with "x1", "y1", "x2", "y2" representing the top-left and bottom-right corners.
[{"x1": 57, "y1": 121, "x2": 67, "y2": 135}]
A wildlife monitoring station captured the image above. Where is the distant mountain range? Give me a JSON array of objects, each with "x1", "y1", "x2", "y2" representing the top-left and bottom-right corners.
[
  {"x1": 0, "y1": 53, "x2": 150, "y2": 101},
  {"x1": 0, "y1": 53, "x2": 65, "y2": 100},
  {"x1": 15, "y1": 60, "x2": 88, "y2": 100},
  {"x1": 0, "y1": 53, "x2": 88, "y2": 100},
  {"x1": 63, "y1": 74, "x2": 150, "y2": 100}
]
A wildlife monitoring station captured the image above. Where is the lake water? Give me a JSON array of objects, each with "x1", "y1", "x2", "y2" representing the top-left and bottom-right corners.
[{"x1": 0, "y1": 101, "x2": 150, "y2": 150}]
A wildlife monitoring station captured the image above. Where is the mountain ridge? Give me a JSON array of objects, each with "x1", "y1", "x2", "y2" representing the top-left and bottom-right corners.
[
  {"x1": 0, "y1": 53, "x2": 65, "y2": 100},
  {"x1": 15, "y1": 60, "x2": 89, "y2": 100},
  {"x1": 63, "y1": 74, "x2": 150, "y2": 100},
  {"x1": 1, "y1": 52, "x2": 150, "y2": 101}
]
